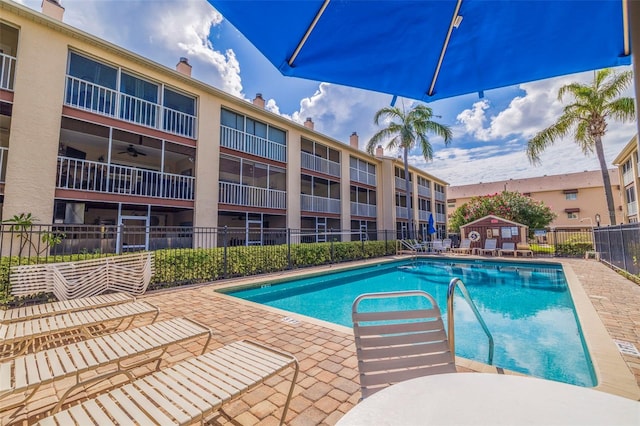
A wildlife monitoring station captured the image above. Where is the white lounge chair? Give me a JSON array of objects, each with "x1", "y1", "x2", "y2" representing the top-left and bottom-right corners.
[
  {"x1": 498, "y1": 242, "x2": 517, "y2": 256},
  {"x1": 352, "y1": 290, "x2": 457, "y2": 399},
  {"x1": 0, "y1": 301, "x2": 159, "y2": 359},
  {"x1": 0, "y1": 317, "x2": 212, "y2": 413},
  {"x1": 0, "y1": 293, "x2": 134, "y2": 324},
  {"x1": 474, "y1": 238, "x2": 498, "y2": 256},
  {"x1": 451, "y1": 239, "x2": 472, "y2": 255},
  {"x1": 432, "y1": 239, "x2": 445, "y2": 253},
  {"x1": 442, "y1": 238, "x2": 453, "y2": 252},
  {"x1": 515, "y1": 244, "x2": 534, "y2": 257},
  {"x1": 35, "y1": 340, "x2": 299, "y2": 426}
]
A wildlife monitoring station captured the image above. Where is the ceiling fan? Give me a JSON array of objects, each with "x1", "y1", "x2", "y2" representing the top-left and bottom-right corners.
[{"x1": 118, "y1": 144, "x2": 147, "y2": 157}]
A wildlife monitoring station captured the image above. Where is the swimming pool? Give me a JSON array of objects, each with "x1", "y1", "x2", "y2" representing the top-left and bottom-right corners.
[{"x1": 221, "y1": 258, "x2": 596, "y2": 387}]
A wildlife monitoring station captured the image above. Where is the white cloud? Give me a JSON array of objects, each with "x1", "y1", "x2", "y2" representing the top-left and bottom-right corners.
[{"x1": 456, "y1": 100, "x2": 491, "y2": 141}]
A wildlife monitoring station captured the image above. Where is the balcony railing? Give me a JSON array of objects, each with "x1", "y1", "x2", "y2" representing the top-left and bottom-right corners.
[
  {"x1": 219, "y1": 182, "x2": 286, "y2": 209},
  {"x1": 628, "y1": 201, "x2": 638, "y2": 216},
  {"x1": 350, "y1": 202, "x2": 377, "y2": 217},
  {"x1": 350, "y1": 167, "x2": 376, "y2": 186},
  {"x1": 436, "y1": 213, "x2": 446, "y2": 222},
  {"x1": 65, "y1": 76, "x2": 197, "y2": 139},
  {"x1": 56, "y1": 156, "x2": 194, "y2": 201},
  {"x1": 418, "y1": 185, "x2": 431, "y2": 198},
  {"x1": 435, "y1": 191, "x2": 446, "y2": 202},
  {"x1": 418, "y1": 210, "x2": 432, "y2": 222},
  {"x1": 396, "y1": 206, "x2": 409, "y2": 219},
  {"x1": 220, "y1": 125, "x2": 286, "y2": 163},
  {"x1": 0, "y1": 52, "x2": 16, "y2": 91},
  {"x1": 0, "y1": 146, "x2": 7, "y2": 183},
  {"x1": 301, "y1": 151, "x2": 341, "y2": 177},
  {"x1": 395, "y1": 176, "x2": 408, "y2": 190},
  {"x1": 301, "y1": 194, "x2": 341, "y2": 214},
  {"x1": 623, "y1": 169, "x2": 634, "y2": 186}
]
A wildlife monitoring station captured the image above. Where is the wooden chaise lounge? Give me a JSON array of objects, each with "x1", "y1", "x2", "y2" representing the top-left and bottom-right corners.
[
  {"x1": 0, "y1": 293, "x2": 134, "y2": 324},
  {"x1": 35, "y1": 340, "x2": 299, "y2": 426},
  {"x1": 0, "y1": 301, "x2": 159, "y2": 358},
  {"x1": 0, "y1": 317, "x2": 212, "y2": 413}
]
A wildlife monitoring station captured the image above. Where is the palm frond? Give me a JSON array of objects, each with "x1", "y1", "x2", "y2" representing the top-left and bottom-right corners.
[
  {"x1": 526, "y1": 116, "x2": 573, "y2": 163},
  {"x1": 605, "y1": 97, "x2": 636, "y2": 122},
  {"x1": 573, "y1": 122, "x2": 593, "y2": 154}
]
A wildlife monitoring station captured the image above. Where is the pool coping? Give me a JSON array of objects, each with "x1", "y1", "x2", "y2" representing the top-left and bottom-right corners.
[{"x1": 207, "y1": 255, "x2": 640, "y2": 400}]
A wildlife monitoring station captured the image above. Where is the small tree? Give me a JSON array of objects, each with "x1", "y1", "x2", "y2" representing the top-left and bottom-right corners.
[
  {"x1": 2, "y1": 212, "x2": 65, "y2": 257},
  {"x1": 449, "y1": 191, "x2": 556, "y2": 237}
]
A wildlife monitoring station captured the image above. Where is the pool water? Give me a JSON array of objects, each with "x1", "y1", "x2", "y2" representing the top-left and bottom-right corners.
[{"x1": 221, "y1": 258, "x2": 596, "y2": 387}]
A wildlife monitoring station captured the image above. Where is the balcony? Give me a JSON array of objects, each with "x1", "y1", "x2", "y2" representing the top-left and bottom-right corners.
[
  {"x1": 219, "y1": 182, "x2": 286, "y2": 209},
  {"x1": 301, "y1": 194, "x2": 341, "y2": 214},
  {"x1": 396, "y1": 206, "x2": 409, "y2": 219},
  {"x1": 436, "y1": 213, "x2": 446, "y2": 223},
  {"x1": 220, "y1": 125, "x2": 286, "y2": 163},
  {"x1": 395, "y1": 176, "x2": 408, "y2": 190},
  {"x1": 418, "y1": 210, "x2": 432, "y2": 222},
  {"x1": 64, "y1": 76, "x2": 197, "y2": 139},
  {"x1": 0, "y1": 52, "x2": 16, "y2": 91},
  {"x1": 350, "y1": 202, "x2": 377, "y2": 217},
  {"x1": 435, "y1": 191, "x2": 446, "y2": 202},
  {"x1": 350, "y1": 167, "x2": 376, "y2": 186},
  {"x1": 628, "y1": 201, "x2": 638, "y2": 216},
  {"x1": 301, "y1": 151, "x2": 341, "y2": 177},
  {"x1": 623, "y1": 169, "x2": 634, "y2": 186},
  {"x1": 56, "y1": 156, "x2": 194, "y2": 201},
  {"x1": 417, "y1": 185, "x2": 431, "y2": 198},
  {"x1": 0, "y1": 146, "x2": 7, "y2": 183}
]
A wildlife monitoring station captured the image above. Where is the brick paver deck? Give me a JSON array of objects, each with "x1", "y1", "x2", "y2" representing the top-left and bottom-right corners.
[{"x1": 3, "y1": 257, "x2": 639, "y2": 425}]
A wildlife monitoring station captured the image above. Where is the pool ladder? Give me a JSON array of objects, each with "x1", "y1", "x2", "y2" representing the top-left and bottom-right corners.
[{"x1": 447, "y1": 277, "x2": 495, "y2": 365}]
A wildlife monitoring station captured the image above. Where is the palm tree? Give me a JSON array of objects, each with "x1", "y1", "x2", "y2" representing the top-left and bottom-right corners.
[
  {"x1": 366, "y1": 104, "x2": 452, "y2": 238},
  {"x1": 526, "y1": 68, "x2": 635, "y2": 226}
]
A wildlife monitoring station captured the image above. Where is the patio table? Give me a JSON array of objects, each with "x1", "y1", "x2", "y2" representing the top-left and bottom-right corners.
[{"x1": 336, "y1": 373, "x2": 639, "y2": 426}]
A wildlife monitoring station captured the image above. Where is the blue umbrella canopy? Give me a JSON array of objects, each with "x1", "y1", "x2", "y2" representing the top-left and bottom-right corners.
[
  {"x1": 428, "y1": 213, "x2": 436, "y2": 235},
  {"x1": 209, "y1": 0, "x2": 631, "y2": 102}
]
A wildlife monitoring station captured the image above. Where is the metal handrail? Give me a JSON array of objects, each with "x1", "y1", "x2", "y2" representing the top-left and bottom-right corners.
[{"x1": 447, "y1": 277, "x2": 494, "y2": 364}]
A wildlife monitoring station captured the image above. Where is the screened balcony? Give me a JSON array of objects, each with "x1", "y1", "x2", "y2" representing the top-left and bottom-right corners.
[
  {"x1": 219, "y1": 182, "x2": 286, "y2": 209},
  {"x1": 0, "y1": 146, "x2": 7, "y2": 183},
  {"x1": 350, "y1": 202, "x2": 376, "y2": 217},
  {"x1": 396, "y1": 206, "x2": 409, "y2": 219},
  {"x1": 220, "y1": 125, "x2": 286, "y2": 163},
  {"x1": 56, "y1": 157, "x2": 194, "y2": 201},
  {"x1": 301, "y1": 194, "x2": 341, "y2": 214},
  {"x1": 435, "y1": 191, "x2": 446, "y2": 202},
  {"x1": 0, "y1": 52, "x2": 16, "y2": 91},
  {"x1": 436, "y1": 213, "x2": 446, "y2": 222},
  {"x1": 64, "y1": 76, "x2": 197, "y2": 139},
  {"x1": 628, "y1": 201, "x2": 638, "y2": 216},
  {"x1": 417, "y1": 184, "x2": 431, "y2": 198},
  {"x1": 418, "y1": 210, "x2": 432, "y2": 222},
  {"x1": 301, "y1": 151, "x2": 341, "y2": 177},
  {"x1": 350, "y1": 167, "x2": 376, "y2": 186}
]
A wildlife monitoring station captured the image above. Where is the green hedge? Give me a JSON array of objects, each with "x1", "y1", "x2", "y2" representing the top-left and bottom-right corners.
[
  {"x1": 1, "y1": 241, "x2": 395, "y2": 307},
  {"x1": 555, "y1": 242, "x2": 593, "y2": 257}
]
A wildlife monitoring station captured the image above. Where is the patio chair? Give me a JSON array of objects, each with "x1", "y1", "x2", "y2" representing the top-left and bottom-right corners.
[
  {"x1": 516, "y1": 243, "x2": 534, "y2": 257},
  {"x1": 0, "y1": 292, "x2": 134, "y2": 324},
  {"x1": 35, "y1": 340, "x2": 299, "y2": 426},
  {"x1": 432, "y1": 239, "x2": 445, "y2": 253},
  {"x1": 498, "y1": 242, "x2": 517, "y2": 256},
  {"x1": 474, "y1": 238, "x2": 498, "y2": 256},
  {"x1": 451, "y1": 238, "x2": 472, "y2": 255},
  {"x1": 442, "y1": 238, "x2": 453, "y2": 252},
  {"x1": 0, "y1": 301, "x2": 159, "y2": 359},
  {"x1": 0, "y1": 317, "x2": 212, "y2": 414},
  {"x1": 352, "y1": 290, "x2": 457, "y2": 399}
]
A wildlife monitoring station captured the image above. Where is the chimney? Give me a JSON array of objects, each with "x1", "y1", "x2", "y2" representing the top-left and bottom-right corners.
[
  {"x1": 42, "y1": 0, "x2": 64, "y2": 21},
  {"x1": 253, "y1": 93, "x2": 265, "y2": 108},
  {"x1": 176, "y1": 57, "x2": 192, "y2": 77},
  {"x1": 375, "y1": 145, "x2": 384, "y2": 157},
  {"x1": 304, "y1": 117, "x2": 314, "y2": 130},
  {"x1": 350, "y1": 132, "x2": 359, "y2": 149}
]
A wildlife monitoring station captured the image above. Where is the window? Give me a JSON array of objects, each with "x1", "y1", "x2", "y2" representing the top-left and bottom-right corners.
[
  {"x1": 120, "y1": 73, "x2": 158, "y2": 102},
  {"x1": 565, "y1": 192, "x2": 577, "y2": 200},
  {"x1": 622, "y1": 158, "x2": 633, "y2": 174},
  {"x1": 434, "y1": 183, "x2": 445, "y2": 193},
  {"x1": 221, "y1": 109, "x2": 244, "y2": 130},
  {"x1": 68, "y1": 52, "x2": 117, "y2": 89},
  {"x1": 626, "y1": 186, "x2": 636, "y2": 203},
  {"x1": 567, "y1": 212, "x2": 578, "y2": 219},
  {"x1": 164, "y1": 88, "x2": 195, "y2": 115}
]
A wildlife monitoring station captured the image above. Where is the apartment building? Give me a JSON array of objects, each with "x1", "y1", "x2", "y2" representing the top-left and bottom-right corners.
[
  {"x1": 613, "y1": 135, "x2": 639, "y2": 223},
  {"x1": 447, "y1": 170, "x2": 624, "y2": 230},
  {"x1": 0, "y1": 0, "x2": 448, "y2": 251}
]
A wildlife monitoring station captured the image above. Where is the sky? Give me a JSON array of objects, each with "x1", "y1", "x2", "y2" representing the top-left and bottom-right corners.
[{"x1": 20, "y1": 0, "x2": 638, "y2": 186}]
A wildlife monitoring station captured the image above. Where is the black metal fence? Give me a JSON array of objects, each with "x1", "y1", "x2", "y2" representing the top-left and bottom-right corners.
[
  {"x1": 0, "y1": 224, "x2": 397, "y2": 306},
  {"x1": 594, "y1": 223, "x2": 640, "y2": 277}
]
